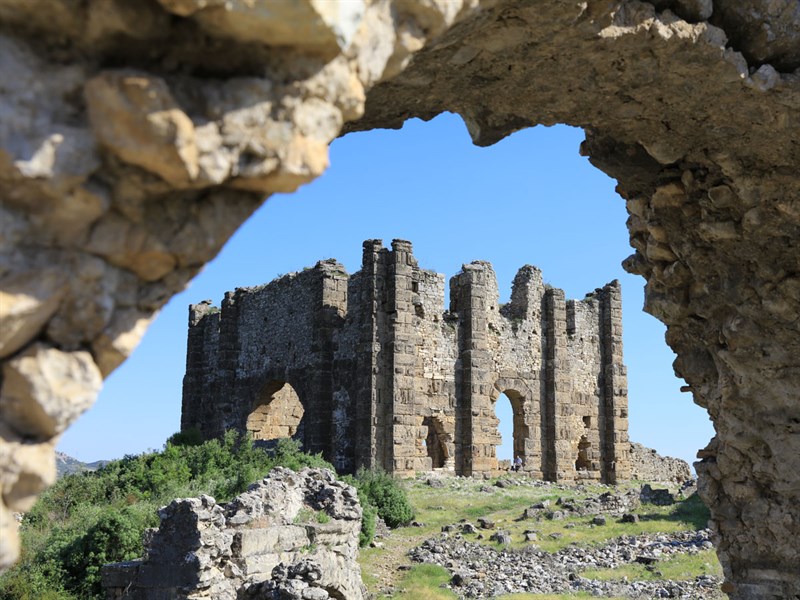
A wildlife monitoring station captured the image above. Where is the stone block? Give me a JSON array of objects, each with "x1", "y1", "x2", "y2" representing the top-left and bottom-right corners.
[{"x1": 235, "y1": 525, "x2": 310, "y2": 555}]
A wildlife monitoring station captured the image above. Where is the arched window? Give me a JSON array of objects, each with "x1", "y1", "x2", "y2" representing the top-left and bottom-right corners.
[
  {"x1": 247, "y1": 380, "x2": 304, "y2": 443},
  {"x1": 423, "y1": 416, "x2": 448, "y2": 469},
  {"x1": 494, "y1": 390, "x2": 526, "y2": 466}
]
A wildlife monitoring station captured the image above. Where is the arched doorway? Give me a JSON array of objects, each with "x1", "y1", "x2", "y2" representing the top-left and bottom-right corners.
[
  {"x1": 576, "y1": 435, "x2": 592, "y2": 471},
  {"x1": 423, "y1": 416, "x2": 449, "y2": 469},
  {"x1": 247, "y1": 380, "x2": 305, "y2": 443},
  {"x1": 494, "y1": 390, "x2": 527, "y2": 468}
]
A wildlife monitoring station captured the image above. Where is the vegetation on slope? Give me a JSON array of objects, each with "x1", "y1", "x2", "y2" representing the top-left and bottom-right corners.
[{"x1": 0, "y1": 432, "x2": 410, "y2": 600}]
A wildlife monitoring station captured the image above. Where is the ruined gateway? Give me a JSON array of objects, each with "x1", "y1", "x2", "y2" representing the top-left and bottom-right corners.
[
  {"x1": 2, "y1": 1, "x2": 800, "y2": 597},
  {"x1": 182, "y1": 239, "x2": 631, "y2": 481}
]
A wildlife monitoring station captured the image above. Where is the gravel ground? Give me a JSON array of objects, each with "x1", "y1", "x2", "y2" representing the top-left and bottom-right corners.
[{"x1": 409, "y1": 529, "x2": 722, "y2": 599}]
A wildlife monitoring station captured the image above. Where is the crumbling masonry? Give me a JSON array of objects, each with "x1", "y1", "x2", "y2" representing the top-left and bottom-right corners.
[{"x1": 182, "y1": 240, "x2": 631, "y2": 482}]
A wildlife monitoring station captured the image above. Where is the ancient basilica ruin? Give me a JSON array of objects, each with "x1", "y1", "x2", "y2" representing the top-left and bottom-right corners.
[{"x1": 182, "y1": 239, "x2": 631, "y2": 482}]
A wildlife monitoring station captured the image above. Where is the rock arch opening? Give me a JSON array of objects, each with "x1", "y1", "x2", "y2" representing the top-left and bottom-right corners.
[
  {"x1": 494, "y1": 390, "x2": 527, "y2": 469},
  {"x1": 422, "y1": 416, "x2": 449, "y2": 470},
  {"x1": 246, "y1": 380, "x2": 305, "y2": 445},
  {"x1": 1, "y1": 1, "x2": 798, "y2": 593},
  {"x1": 575, "y1": 435, "x2": 592, "y2": 472}
]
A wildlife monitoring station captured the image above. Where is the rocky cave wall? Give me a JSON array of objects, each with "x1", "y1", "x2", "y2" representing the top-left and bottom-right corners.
[{"x1": 1, "y1": 1, "x2": 800, "y2": 598}]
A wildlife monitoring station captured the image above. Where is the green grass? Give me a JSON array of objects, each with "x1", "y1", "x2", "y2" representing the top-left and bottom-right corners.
[
  {"x1": 400, "y1": 478, "x2": 711, "y2": 554},
  {"x1": 499, "y1": 594, "x2": 628, "y2": 599},
  {"x1": 580, "y1": 548, "x2": 722, "y2": 581},
  {"x1": 499, "y1": 594, "x2": 629, "y2": 599},
  {"x1": 392, "y1": 564, "x2": 458, "y2": 600}
]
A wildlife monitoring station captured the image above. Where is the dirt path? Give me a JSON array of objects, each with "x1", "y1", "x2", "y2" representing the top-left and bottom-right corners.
[{"x1": 361, "y1": 529, "x2": 432, "y2": 595}]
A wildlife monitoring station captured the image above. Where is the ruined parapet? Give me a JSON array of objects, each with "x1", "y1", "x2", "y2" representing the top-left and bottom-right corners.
[
  {"x1": 630, "y1": 442, "x2": 692, "y2": 484},
  {"x1": 101, "y1": 467, "x2": 366, "y2": 600}
]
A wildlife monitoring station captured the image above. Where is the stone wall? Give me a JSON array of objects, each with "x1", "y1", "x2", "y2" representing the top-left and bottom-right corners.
[
  {"x1": 182, "y1": 239, "x2": 630, "y2": 483},
  {"x1": 102, "y1": 467, "x2": 366, "y2": 600},
  {"x1": 630, "y1": 442, "x2": 693, "y2": 484},
  {"x1": 181, "y1": 260, "x2": 348, "y2": 459}
]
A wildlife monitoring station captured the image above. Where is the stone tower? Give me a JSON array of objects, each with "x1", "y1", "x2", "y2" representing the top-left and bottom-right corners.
[{"x1": 182, "y1": 239, "x2": 631, "y2": 482}]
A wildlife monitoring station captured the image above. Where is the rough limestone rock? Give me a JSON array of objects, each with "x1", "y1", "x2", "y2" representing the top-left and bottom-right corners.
[
  {"x1": 101, "y1": 467, "x2": 367, "y2": 600},
  {"x1": 2, "y1": 1, "x2": 800, "y2": 597},
  {"x1": 629, "y1": 442, "x2": 693, "y2": 483},
  {"x1": 0, "y1": 0, "x2": 480, "y2": 571}
]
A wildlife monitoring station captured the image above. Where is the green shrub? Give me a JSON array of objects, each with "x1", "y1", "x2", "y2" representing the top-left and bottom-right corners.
[
  {"x1": 359, "y1": 501, "x2": 378, "y2": 548},
  {"x1": 167, "y1": 426, "x2": 204, "y2": 447},
  {"x1": 348, "y1": 468, "x2": 415, "y2": 529},
  {"x1": 271, "y1": 438, "x2": 333, "y2": 472},
  {"x1": 0, "y1": 561, "x2": 74, "y2": 600},
  {"x1": 60, "y1": 505, "x2": 158, "y2": 598}
]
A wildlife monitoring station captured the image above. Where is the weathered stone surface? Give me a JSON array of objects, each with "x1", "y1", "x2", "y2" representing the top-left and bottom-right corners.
[
  {"x1": 85, "y1": 72, "x2": 199, "y2": 188},
  {"x1": 182, "y1": 240, "x2": 630, "y2": 482},
  {"x1": 2, "y1": 0, "x2": 800, "y2": 596},
  {"x1": 102, "y1": 467, "x2": 366, "y2": 600},
  {"x1": 629, "y1": 442, "x2": 692, "y2": 483},
  {"x1": 1, "y1": 0, "x2": 469, "y2": 569},
  {"x1": 0, "y1": 344, "x2": 102, "y2": 439},
  {"x1": 640, "y1": 484, "x2": 677, "y2": 506}
]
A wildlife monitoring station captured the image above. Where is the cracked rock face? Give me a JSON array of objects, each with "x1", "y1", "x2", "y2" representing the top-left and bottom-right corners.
[
  {"x1": 1, "y1": 2, "x2": 799, "y2": 598},
  {"x1": 0, "y1": 0, "x2": 481, "y2": 572}
]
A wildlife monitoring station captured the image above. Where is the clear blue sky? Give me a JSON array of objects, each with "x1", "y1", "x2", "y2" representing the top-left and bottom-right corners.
[{"x1": 58, "y1": 113, "x2": 714, "y2": 468}]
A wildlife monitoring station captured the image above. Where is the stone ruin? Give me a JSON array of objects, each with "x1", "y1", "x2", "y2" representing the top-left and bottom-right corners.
[
  {"x1": 182, "y1": 239, "x2": 631, "y2": 482},
  {"x1": 102, "y1": 467, "x2": 367, "y2": 600},
  {"x1": 2, "y1": 1, "x2": 800, "y2": 597},
  {"x1": 629, "y1": 441, "x2": 693, "y2": 484}
]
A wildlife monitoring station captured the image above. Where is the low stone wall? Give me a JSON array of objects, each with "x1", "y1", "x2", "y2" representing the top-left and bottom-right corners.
[
  {"x1": 629, "y1": 442, "x2": 692, "y2": 484},
  {"x1": 102, "y1": 467, "x2": 366, "y2": 600}
]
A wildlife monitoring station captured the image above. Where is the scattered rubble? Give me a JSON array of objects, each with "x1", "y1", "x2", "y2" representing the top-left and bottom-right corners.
[{"x1": 410, "y1": 530, "x2": 719, "y2": 599}]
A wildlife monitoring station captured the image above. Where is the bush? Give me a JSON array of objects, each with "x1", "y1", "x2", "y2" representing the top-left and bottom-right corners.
[
  {"x1": 347, "y1": 468, "x2": 415, "y2": 535},
  {"x1": 0, "y1": 562, "x2": 74, "y2": 600},
  {"x1": 167, "y1": 426, "x2": 203, "y2": 447},
  {"x1": 59, "y1": 505, "x2": 158, "y2": 598},
  {"x1": 359, "y1": 501, "x2": 378, "y2": 548}
]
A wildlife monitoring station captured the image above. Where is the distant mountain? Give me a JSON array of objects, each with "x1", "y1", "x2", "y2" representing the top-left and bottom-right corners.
[{"x1": 55, "y1": 451, "x2": 109, "y2": 478}]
